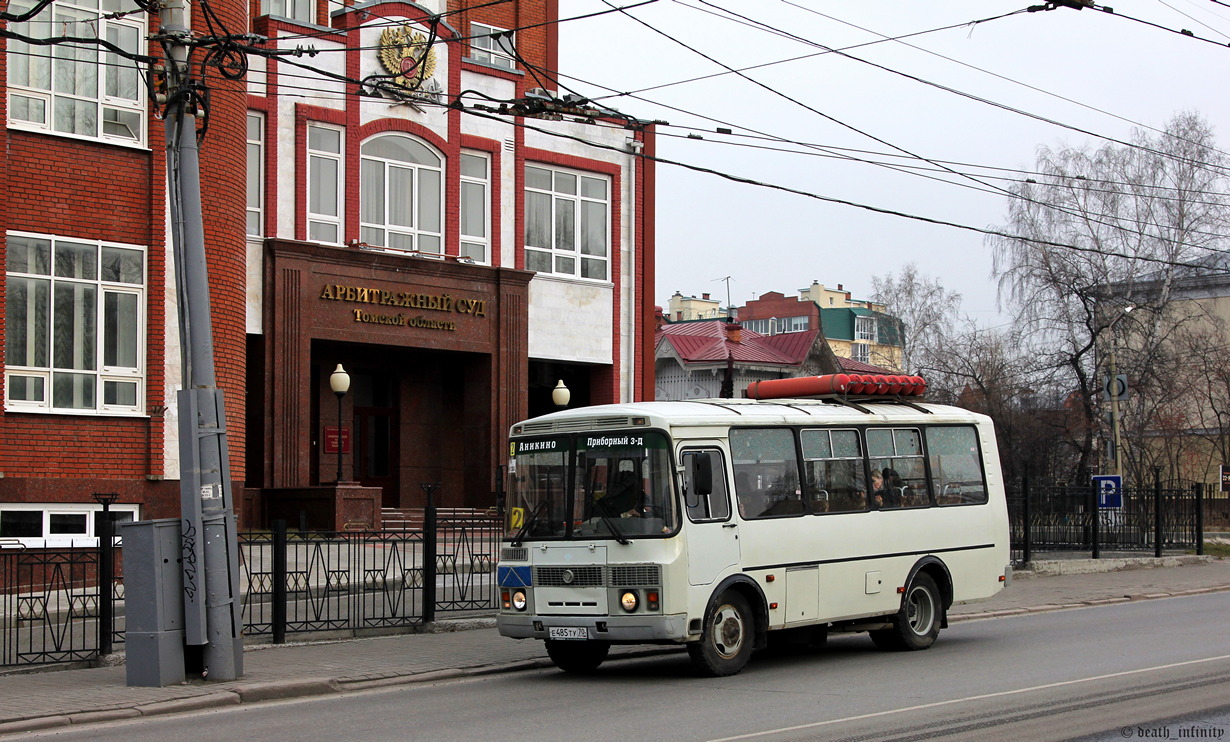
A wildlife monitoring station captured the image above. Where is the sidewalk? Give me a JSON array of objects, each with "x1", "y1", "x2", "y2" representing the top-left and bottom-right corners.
[{"x1": 1, "y1": 555, "x2": 1227, "y2": 735}]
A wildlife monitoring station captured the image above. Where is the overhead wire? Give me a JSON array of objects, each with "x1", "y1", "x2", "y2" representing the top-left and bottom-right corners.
[
  {"x1": 231, "y1": 0, "x2": 1230, "y2": 251},
  {"x1": 1155, "y1": 0, "x2": 1230, "y2": 40},
  {"x1": 654, "y1": 129, "x2": 1230, "y2": 215},
  {"x1": 587, "y1": 1, "x2": 1230, "y2": 256},
  {"x1": 14, "y1": 0, "x2": 1226, "y2": 273},
  {"x1": 692, "y1": 0, "x2": 1230, "y2": 178},
  {"x1": 778, "y1": 0, "x2": 1230, "y2": 163},
  {"x1": 460, "y1": 105, "x2": 1230, "y2": 274},
  {"x1": 661, "y1": 124, "x2": 1230, "y2": 201}
]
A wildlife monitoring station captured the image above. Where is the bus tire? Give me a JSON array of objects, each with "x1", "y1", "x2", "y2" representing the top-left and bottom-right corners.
[
  {"x1": 688, "y1": 590, "x2": 754, "y2": 676},
  {"x1": 871, "y1": 573, "x2": 942, "y2": 651},
  {"x1": 545, "y1": 640, "x2": 610, "y2": 674}
]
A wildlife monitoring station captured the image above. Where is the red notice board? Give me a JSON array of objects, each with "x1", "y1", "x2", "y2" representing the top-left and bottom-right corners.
[{"x1": 323, "y1": 426, "x2": 351, "y2": 454}]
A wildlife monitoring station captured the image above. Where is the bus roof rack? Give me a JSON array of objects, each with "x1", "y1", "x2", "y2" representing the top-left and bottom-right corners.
[{"x1": 745, "y1": 374, "x2": 927, "y2": 402}]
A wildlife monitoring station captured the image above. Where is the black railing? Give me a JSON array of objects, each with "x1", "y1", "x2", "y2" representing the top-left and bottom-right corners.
[
  {"x1": 1, "y1": 514, "x2": 501, "y2": 669},
  {"x1": 0, "y1": 545, "x2": 101, "y2": 667},
  {"x1": 1008, "y1": 482, "x2": 1205, "y2": 565}
]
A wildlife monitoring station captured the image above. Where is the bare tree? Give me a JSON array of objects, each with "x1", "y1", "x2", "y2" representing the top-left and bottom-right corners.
[
  {"x1": 989, "y1": 111, "x2": 1230, "y2": 484},
  {"x1": 870, "y1": 264, "x2": 962, "y2": 375}
]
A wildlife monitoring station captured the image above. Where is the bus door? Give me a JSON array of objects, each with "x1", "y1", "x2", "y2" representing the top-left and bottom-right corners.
[{"x1": 681, "y1": 447, "x2": 739, "y2": 586}]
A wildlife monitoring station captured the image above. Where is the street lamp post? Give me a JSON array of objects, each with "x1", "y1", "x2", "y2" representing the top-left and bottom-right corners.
[{"x1": 330, "y1": 364, "x2": 350, "y2": 483}]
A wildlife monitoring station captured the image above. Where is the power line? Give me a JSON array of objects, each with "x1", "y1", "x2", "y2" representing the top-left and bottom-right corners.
[
  {"x1": 694, "y1": 0, "x2": 1230, "y2": 179},
  {"x1": 654, "y1": 129, "x2": 1230, "y2": 217},
  {"x1": 579, "y1": 1, "x2": 1230, "y2": 255},
  {"x1": 461, "y1": 106, "x2": 1230, "y2": 274},
  {"x1": 778, "y1": 0, "x2": 1230, "y2": 164}
]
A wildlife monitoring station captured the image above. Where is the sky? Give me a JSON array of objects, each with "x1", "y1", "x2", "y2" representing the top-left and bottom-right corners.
[{"x1": 555, "y1": 0, "x2": 1230, "y2": 322}]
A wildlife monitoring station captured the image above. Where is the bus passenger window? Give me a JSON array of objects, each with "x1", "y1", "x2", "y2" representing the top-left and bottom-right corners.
[
  {"x1": 683, "y1": 449, "x2": 730, "y2": 522},
  {"x1": 927, "y1": 426, "x2": 987, "y2": 505},
  {"x1": 800, "y1": 428, "x2": 867, "y2": 514},
  {"x1": 730, "y1": 428, "x2": 802, "y2": 519},
  {"x1": 867, "y1": 428, "x2": 929, "y2": 508}
]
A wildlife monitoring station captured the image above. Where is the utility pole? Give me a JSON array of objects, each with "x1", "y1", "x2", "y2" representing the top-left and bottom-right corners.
[{"x1": 160, "y1": 0, "x2": 243, "y2": 680}]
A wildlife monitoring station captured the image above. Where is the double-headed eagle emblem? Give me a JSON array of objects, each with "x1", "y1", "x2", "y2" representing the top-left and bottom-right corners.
[{"x1": 378, "y1": 25, "x2": 438, "y2": 91}]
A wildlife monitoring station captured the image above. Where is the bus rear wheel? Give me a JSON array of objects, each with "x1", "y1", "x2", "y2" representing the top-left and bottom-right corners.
[
  {"x1": 871, "y1": 573, "x2": 942, "y2": 651},
  {"x1": 545, "y1": 640, "x2": 610, "y2": 674},
  {"x1": 688, "y1": 590, "x2": 754, "y2": 676}
]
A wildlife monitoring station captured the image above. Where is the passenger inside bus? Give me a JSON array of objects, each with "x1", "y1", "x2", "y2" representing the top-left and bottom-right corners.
[{"x1": 873, "y1": 468, "x2": 905, "y2": 508}]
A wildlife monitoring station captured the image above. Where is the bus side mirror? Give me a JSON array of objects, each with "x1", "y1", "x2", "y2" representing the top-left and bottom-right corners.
[{"x1": 690, "y1": 453, "x2": 713, "y2": 496}]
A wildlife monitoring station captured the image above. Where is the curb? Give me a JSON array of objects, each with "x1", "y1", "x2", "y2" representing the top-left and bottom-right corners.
[
  {"x1": 1013, "y1": 554, "x2": 1214, "y2": 577},
  {"x1": 950, "y1": 583, "x2": 1230, "y2": 622}
]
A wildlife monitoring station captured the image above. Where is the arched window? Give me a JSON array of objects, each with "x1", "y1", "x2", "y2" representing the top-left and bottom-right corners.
[{"x1": 360, "y1": 134, "x2": 443, "y2": 254}]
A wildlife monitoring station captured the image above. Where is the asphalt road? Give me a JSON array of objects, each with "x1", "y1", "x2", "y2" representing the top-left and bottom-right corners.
[{"x1": 24, "y1": 592, "x2": 1230, "y2": 742}]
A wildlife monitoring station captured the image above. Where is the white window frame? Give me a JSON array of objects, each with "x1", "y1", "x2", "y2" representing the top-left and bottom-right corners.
[
  {"x1": 307, "y1": 123, "x2": 344, "y2": 244},
  {"x1": 469, "y1": 22, "x2": 516, "y2": 69},
  {"x1": 4, "y1": 231, "x2": 146, "y2": 415},
  {"x1": 5, "y1": 0, "x2": 148, "y2": 147},
  {"x1": 777, "y1": 316, "x2": 809, "y2": 334},
  {"x1": 855, "y1": 315, "x2": 878, "y2": 343},
  {"x1": 743, "y1": 319, "x2": 770, "y2": 335},
  {"x1": 852, "y1": 342, "x2": 870, "y2": 364},
  {"x1": 459, "y1": 150, "x2": 490, "y2": 264},
  {"x1": 246, "y1": 112, "x2": 264, "y2": 237},
  {"x1": 524, "y1": 164, "x2": 610, "y2": 282},
  {"x1": 261, "y1": 0, "x2": 314, "y2": 24},
  {"x1": 359, "y1": 133, "x2": 444, "y2": 255},
  {"x1": 0, "y1": 503, "x2": 140, "y2": 548}
]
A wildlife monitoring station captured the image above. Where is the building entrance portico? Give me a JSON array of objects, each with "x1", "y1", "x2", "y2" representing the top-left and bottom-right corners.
[{"x1": 253, "y1": 239, "x2": 532, "y2": 522}]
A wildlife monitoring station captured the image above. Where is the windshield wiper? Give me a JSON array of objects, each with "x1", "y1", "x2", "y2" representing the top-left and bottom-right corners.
[
  {"x1": 594, "y1": 498, "x2": 630, "y2": 546},
  {"x1": 511, "y1": 500, "x2": 547, "y2": 547}
]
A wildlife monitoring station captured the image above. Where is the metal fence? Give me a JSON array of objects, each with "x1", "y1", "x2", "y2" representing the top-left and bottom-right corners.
[
  {"x1": 1008, "y1": 481, "x2": 1206, "y2": 565},
  {"x1": 0, "y1": 546, "x2": 101, "y2": 666},
  {"x1": 1, "y1": 513, "x2": 502, "y2": 669}
]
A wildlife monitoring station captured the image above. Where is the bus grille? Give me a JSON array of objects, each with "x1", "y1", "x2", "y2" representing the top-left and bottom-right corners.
[
  {"x1": 535, "y1": 566, "x2": 604, "y2": 587},
  {"x1": 501, "y1": 547, "x2": 529, "y2": 562},
  {"x1": 610, "y1": 565, "x2": 660, "y2": 586}
]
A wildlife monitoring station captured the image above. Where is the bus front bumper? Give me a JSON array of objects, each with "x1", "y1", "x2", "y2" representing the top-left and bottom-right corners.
[{"x1": 496, "y1": 612, "x2": 689, "y2": 643}]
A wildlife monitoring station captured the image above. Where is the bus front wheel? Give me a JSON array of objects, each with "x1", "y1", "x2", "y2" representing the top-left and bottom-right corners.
[
  {"x1": 545, "y1": 640, "x2": 610, "y2": 674},
  {"x1": 871, "y1": 573, "x2": 942, "y2": 651},
  {"x1": 688, "y1": 590, "x2": 754, "y2": 676}
]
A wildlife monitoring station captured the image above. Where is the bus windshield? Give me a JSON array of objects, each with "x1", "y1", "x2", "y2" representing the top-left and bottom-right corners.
[{"x1": 505, "y1": 431, "x2": 677, "y2": 541}]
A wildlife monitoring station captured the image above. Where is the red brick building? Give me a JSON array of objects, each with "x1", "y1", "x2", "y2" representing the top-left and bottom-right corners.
[{"x1": 1, "y1": 0, "x2": 656, "y2": 542}]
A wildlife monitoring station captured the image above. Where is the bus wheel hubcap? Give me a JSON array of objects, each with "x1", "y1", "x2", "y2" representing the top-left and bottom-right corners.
[{"x1": 714, "y1": 605, "x2": 744, "y2": 656}]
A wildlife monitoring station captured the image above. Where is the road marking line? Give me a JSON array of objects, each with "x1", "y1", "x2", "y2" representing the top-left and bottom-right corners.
[{"x1": 707, "y1": 653, "x2": 1230, "y2": 742}]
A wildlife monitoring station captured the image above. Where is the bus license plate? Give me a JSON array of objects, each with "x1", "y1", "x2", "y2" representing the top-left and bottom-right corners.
[{"x1": 547, "y1": 626, "x2": 587, "y2": 640}]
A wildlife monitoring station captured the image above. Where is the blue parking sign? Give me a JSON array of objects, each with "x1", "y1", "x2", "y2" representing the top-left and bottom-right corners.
[{"x1": 1092, "y1": 475, "x2": 1122, "y2": 508}]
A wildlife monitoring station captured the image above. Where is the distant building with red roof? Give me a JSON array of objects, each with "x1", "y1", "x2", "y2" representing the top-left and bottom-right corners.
[
  {"x1": 655, "y1": 319, "x2": 880, "y2": 400},
  {"x1": 737, "y1": 281, "x2": 904, "y2": 370}
]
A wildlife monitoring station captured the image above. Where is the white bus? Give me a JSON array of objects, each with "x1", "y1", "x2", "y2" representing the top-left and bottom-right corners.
[{"x1": 495, "y1": 375, "x2": 1011, "y2": 676}]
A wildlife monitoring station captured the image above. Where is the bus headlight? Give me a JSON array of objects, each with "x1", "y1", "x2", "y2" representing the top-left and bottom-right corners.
[
  {"x1": 620, "y1": 591, "x2": 639, "y2": 612},
  {"x1": 512, "y1": 590, "x2": 528, "y2": 611}
]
